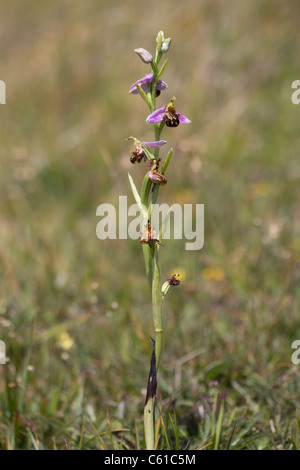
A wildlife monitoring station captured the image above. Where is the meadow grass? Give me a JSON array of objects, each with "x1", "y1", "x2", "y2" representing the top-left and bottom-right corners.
[{"x1": 0, "y1": 0, "x2": 300, "y2": 449}]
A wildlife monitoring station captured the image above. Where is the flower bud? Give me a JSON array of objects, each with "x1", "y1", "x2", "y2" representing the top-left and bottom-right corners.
[
  {"x1": 134, "y1": 48, "x2": 153, "y2": 64},
  {"x1": 161, "y1": 38, "x2": 172, "y2": 53},
  {"x1": 156, "y1": 30, "x2": 165, "y2": 46}
]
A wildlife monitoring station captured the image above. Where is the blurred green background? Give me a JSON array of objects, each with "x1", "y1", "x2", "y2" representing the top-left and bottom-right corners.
[{"x1": 1, "y1": 0, "x2": 300, "y2": 449}]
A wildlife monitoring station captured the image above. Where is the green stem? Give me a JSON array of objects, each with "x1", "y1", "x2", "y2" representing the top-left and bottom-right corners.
[
  {"x1": 154, "y1": 124, "x2": 161, "y2": 158},
  {"x1": 140, "y1": 173, "x2": 154, "y2": 292},
  {"x1": 143, "y1": 48, "x2": 165, "y2": 451},
  {"x1": 144, "y1": 246, "x2": 162, "y2": 451},
  {"x1": 140, "y1": 173, "x2": 152, "y2": 208},
  {"x1": 142, "y1": 243, "x2": 154, "y2": 293},
  {"x1": 144, "y1": 398, "x2": 155, "y2": 450},
  {"x1": 152, "y1": 247, "x2": 163, "y2": 369}
]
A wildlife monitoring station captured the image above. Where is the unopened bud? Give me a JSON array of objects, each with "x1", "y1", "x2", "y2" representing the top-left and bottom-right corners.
[
  {"x1": 161, "y1": 38, "x2": 172, "y2": 53},
  {"x1": 156, "y1": 31, "x2": 165, "y2": 47},
  {"x1": 134, "y1": 48, "x2": 153, "y2": 64}
]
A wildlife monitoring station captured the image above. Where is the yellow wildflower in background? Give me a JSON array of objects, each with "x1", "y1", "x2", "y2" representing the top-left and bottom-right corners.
[
  {"x1": 202, "y1": 266, "x2": 224, "y2": 282},
  {"x1": 252, "y1": 180, "x2": 271, "y2": 197},
  {"x1": 57, "y1": 332, "x2": 74, "y2": 351}
]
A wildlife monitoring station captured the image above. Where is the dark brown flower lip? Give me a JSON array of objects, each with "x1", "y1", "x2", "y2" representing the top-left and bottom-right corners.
[{"x1": 167, "y1": 273, "x2": 181, "y2": 286}]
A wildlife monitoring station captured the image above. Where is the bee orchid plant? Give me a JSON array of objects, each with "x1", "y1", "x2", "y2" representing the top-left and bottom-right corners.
[{"x1": 127, "y1": 31, "x2": 191, "y2": 450}]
